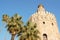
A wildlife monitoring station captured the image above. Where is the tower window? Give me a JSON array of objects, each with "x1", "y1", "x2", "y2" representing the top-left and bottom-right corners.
[
  {"x1": 52, "y1": 23, "x2": 54, "y2": 26},
  {"x1": 43, "y1": 22, "x2": 45, "y2": 24},
  {"x1": 43, "y1": 34, "x2": 48, "y2": 40}
]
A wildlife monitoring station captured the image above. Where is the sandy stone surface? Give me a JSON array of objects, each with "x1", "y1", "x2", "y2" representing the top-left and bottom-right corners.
[{"x1": 29, "y1": 5, "x2": 60, "y2": 40}]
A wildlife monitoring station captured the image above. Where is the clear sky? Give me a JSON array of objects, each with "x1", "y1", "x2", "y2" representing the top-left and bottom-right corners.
[{"x1": 0, "y1": 0, "x2": 60, "y2": 40}]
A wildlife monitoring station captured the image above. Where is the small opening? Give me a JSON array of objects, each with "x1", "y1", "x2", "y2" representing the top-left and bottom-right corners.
[
  {"x1": 43, "y1": 34, "x2": 48, "y2": 40},
  {"x1": 43, "y1": 22, "x2": 45, "y2": 24},
  {"x1": 52, "y1": 23, "x2": 54, "y2": 26}
]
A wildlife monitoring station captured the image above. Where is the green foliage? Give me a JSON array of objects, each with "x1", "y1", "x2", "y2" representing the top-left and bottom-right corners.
[
  {"x1": 2, "y1": 14, "x2": 24, "y2": 40},
  {"x1": 2, "y1": 14, "x2": 23, "y2": 35},
  {"x1": 18, "y1": 21, "x2": 40, "y2": 40},
  {"x1": 2, "y1": 14, "x2": 40, "y2": 40}
]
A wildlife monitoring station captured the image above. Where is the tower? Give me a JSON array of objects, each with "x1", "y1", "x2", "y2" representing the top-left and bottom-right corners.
[{"x1": 29, "y1": 5, "x2": 60, "y2": 40}]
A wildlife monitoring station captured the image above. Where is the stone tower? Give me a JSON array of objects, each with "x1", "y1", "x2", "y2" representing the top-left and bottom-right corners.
[{"x1": 29, "y1": 5, "x2": 60, "y2": 40}]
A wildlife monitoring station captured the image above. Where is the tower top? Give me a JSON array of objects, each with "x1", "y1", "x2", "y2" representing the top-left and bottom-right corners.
[
  {"x1": 37, "y1": 4, "x2": 45, "y2": 12},
  {"x1": 38, "y1": 4, "x2": 44, "y2": 8}
]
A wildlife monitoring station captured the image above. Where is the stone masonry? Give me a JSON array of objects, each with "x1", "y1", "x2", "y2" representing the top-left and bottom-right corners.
[{"x1": 29, "y1": 5, "x2": 60, "y2": 40}]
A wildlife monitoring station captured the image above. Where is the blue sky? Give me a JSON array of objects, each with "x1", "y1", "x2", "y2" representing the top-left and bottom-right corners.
[{"x1": 0, "y1": 0, "x2": 60, "y2": 40}]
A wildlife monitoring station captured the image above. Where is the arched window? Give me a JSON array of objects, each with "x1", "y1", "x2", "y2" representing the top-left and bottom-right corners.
[{"x1": 43, "y1": 34, "x2": 48, "y2": 40}]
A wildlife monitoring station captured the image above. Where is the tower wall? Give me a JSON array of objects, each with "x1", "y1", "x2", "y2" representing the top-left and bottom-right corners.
[{"x1": 29, "y1": 5, "x2": 60, "y2": 40}]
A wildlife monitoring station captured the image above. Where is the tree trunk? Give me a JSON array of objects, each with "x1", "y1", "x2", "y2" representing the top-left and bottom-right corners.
[{"x1": 11, "y1": 34, "x2": 15, "y2": 40}]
